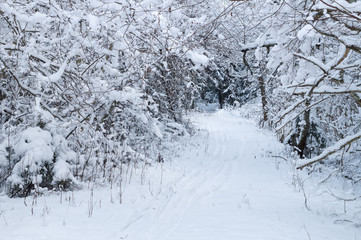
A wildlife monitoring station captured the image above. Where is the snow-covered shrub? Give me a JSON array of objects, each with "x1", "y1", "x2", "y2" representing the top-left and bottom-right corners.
[{"x1": 6, "y1": 127, "x2": 76, "y2": 197}]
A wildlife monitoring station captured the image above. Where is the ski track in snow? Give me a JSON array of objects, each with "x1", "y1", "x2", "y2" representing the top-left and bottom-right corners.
[{"x1": 1, "y1": 110, "x2": 360, "y2": 240}]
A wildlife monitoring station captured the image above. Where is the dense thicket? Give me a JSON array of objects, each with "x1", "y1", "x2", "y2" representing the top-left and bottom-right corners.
[{"x1": 0, "y1": 0, "x2": 243, "y2": 197}]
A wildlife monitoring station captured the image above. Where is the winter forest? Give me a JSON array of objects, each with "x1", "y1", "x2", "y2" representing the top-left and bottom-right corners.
[{"x1": 1, "y1": 0, "x2": 361, "y2": 239}]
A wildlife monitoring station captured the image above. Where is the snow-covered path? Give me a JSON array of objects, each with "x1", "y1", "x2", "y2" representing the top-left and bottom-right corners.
[
  {"x1": 122, "y1": 110, "x2": 359, "y2": 240},
  {"x1": 1, "y1": 110, "x2": 359, "y2": 239}
]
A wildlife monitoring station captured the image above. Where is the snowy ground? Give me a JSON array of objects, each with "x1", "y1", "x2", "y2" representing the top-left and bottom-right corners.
[{"x1": 1, "y1": 110, "x2": 360, "y2": 239}]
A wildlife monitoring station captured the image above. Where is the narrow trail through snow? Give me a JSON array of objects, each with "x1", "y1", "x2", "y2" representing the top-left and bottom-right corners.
[
  {"x1": 122, "y1": 110, "x2": 359, "y2": 240},
  {"x1": 1, "y1": 110, "x2": 359, "y2": 240}
]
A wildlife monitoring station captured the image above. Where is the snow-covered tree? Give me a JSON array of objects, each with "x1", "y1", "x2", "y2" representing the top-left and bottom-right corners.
[{"x1": 239, "y1": 0, "x2": 361, "y2": 174}]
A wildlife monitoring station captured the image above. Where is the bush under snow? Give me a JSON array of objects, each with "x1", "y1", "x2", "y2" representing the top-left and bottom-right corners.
[{"x1": 6, "y1": 127, "x2": 76, "y2": 197}]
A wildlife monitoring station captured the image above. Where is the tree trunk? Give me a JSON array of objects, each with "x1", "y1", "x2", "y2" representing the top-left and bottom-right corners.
[
  {"x1": 218, "y1": 88, "x2": 224, "y2": 109},
  {"x1": 258, "y1": 75, "x2": 268, "y2": 122},
  {"x1": 297, "y1": 100, "x2": 310, "y2": 158}
]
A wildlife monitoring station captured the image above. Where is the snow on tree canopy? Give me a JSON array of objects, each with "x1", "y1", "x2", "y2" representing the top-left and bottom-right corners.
[
  {"x1": 297, "y1": 24, "x2": 316, "y2": 40},
  {"x1": 186, "y1": 50, "x2": 209, "y2": 69}
]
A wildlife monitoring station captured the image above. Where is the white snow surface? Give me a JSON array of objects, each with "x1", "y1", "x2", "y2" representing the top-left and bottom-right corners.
[{"x1": 0, "y1": 110, "x2": 360, "y2": 239}]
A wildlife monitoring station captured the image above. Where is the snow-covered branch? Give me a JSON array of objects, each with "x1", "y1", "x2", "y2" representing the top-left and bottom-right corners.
[
  {"x1": 297, "y1": 132, "x2": 361, "y2": 170},
  {"x1": 293, "y1": 54, "x2": 329, "y2": 73}
]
